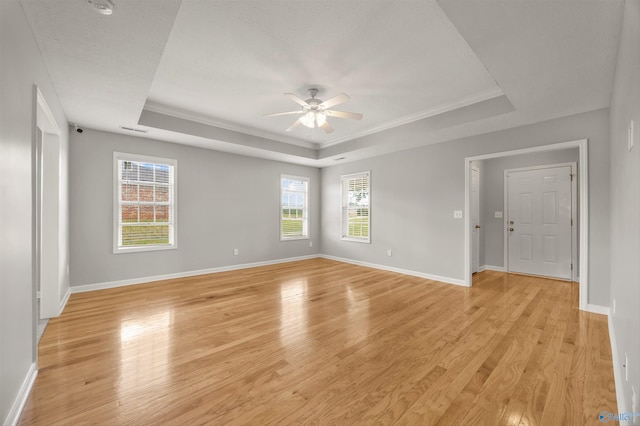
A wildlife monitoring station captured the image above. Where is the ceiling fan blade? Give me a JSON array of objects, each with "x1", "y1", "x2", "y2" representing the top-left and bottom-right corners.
[
  {"x1": 320, "y1": 121, "x2": 334, "y2": 134},
  {"x1": 324, "y1": 110, "x2": 363, "y2": 120},
  {"x1": 284, "y1": 93, "x2": 310, "y2": 107},
  {"x1": 286, "y1": 118, "x2": 303, "y2": 132},
  {"x1": 320, "y1": 93, "x2": 349, "y2": 109},
  {"x1": 263, "y1": 111, "x2": 303, "y2": 117}
]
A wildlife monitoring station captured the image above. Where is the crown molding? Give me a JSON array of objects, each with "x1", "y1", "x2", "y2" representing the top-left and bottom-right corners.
[
  {"x1": 318, "y1": 87, "x2": 505, "y2": 149},
  {"x1": 143, "y1": 101, "x2": 320, "y2": 150},
  {"x1": 144, "y1": 87, "x2": 504, "y2": 153}
]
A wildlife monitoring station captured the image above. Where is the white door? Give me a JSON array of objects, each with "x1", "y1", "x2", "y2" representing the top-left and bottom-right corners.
[
  {"x1": 471, "y1": 167, "x2": 480, "y2": 273},
  {"x1": 507, "y1": 165, "x2": 572, "y2": 280}
]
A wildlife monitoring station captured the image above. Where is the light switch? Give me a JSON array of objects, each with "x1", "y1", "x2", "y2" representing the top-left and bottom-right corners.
[
  {"x1": 453, "y1": 210, "x2": 463, "y2": 219},
  {"x1": 495, "y1": 211, "x2": 503, "y2": 218}
]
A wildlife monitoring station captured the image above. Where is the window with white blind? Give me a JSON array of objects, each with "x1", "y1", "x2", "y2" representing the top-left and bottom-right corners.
[
  {"x1": 280, "y1": 175, "x2": 309, "y2": 240},
  {"x1": 341, "y1": 171, "x2": 370, "y2": 243},
  {"x1": 114, "y1": 152, "x2": 177, "y2": 253}
]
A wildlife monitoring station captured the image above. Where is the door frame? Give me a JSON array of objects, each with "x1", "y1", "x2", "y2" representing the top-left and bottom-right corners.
[
  {"x1": 464, "y1": 138, "x2": 589, "y2": 311},
  {"x1": 32, "y1": 86, "x2": 62, "y2": 360},
  {"x1": 471, "y1": 165, "x2": 480, "y2": 273},
  {"x1": 503, "y1": 162, "x2": 578, "y2": 281}
]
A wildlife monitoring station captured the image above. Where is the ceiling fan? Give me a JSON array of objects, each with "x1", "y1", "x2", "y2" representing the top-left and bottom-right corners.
[{"x1": 264, "y1": 88, "x2": 363, "y2": 134}]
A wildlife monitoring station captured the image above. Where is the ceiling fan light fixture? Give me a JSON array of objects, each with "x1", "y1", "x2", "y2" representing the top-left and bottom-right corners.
[
  {"x1": 300, "y1": 111, "x2": 315, "y2": 128},
  {"x1": 265, "y1": 89, "x2": 362, "y2": 133},
  {"x1": 299, "y1": 111, "x2": 327, "y2": 128},
  {"x1": 315, "y1": 112, "x2": 327, "y2": 127}
]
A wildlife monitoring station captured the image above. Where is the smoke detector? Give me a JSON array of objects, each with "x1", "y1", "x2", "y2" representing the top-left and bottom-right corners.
[{"x1": 87, "y1": 0, "x2": 114, "y2": 15}]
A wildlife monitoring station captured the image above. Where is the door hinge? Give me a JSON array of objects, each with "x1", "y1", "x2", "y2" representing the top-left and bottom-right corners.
[
  {"x1": 570, "y1": 174, "x2": 575, "y2": 181},
  {"x1": 571, "y1": 263, "x2": 573, "y2": 271},
  {"x1": 571, "y1": 218, "x2": 573, "y2": 226}
]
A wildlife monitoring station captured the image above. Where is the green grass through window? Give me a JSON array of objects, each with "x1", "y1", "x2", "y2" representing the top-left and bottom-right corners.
[{"x1": 121, "y1": 225, "x2": 169, "y2": 246}]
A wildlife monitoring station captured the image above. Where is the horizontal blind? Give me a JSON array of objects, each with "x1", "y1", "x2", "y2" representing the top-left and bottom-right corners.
[
  {"x1": 342, "y1": 171, "x2": 370, "y2": 241},
  {"x1": 281, "y1": 175, "x2": 309, "y2": 239},
  {"x1": 117, "y1": 156, "x2": 175, "y2": 249}
]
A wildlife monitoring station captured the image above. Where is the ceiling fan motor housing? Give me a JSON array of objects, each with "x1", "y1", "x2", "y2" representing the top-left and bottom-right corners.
[{"x1": 305, "y1": 88, "x2": 322, "y2": 110}]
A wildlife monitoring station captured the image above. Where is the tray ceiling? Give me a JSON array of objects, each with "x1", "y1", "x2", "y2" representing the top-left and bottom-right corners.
[{"x1": 21, "y1": 0, "x2": 623, "y2": 166}]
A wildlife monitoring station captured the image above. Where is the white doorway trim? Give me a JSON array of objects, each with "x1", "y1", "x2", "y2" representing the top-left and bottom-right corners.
[
  {"x1": 33, "y1": 86, "x2": 63, "y2": 361},
  {"x1": 464, "y1": 139, "x2": 589, "y2": 311},
  {"x1": 471, "y1": 165, "x2": 480, "y2": 273}
]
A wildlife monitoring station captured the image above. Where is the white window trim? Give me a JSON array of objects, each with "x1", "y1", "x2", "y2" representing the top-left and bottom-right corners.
[
  {"x1": 280, "y1": 174, "x2": 310, "y2": 241},
  {"x1": 113, "y1": 152, "x2": 178, "y2": 254},
  {"x1": 341, "y1": 170, "x2": 371, "y2": 243}
]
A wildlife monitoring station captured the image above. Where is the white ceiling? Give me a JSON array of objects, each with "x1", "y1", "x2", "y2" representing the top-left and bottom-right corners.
[{"x1": 21, "y1": 0, "x2": 624, "y2": 167}]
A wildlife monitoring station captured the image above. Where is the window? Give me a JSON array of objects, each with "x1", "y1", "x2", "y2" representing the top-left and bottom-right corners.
[
  {"x1": 342, "y1": 171, "x2": 370, "y2": 243},
  {"x1": 114, "y1": 152, "x2": 177, "y2": 253},
  {"x1": 280, "y1": 175, "x2": 309, "y2": 240}
]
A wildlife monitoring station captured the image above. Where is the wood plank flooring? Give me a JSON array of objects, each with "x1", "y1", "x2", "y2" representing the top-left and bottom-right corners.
[{"x1": 19, "y1": 258, "x2": 617, "y2": 425}]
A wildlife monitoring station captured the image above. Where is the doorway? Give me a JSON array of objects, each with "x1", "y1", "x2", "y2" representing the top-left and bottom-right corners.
[
  {"x1": 471, "y1": 166, "x2": 480, "y2": 273},
  {"x1": 464, "y1": 139, "x2": 589, "y2": 311},
  {"x1": 33, "y1": 87, "x2": 63, "y2": 349},
  {"x1": 505, "y1": 163, "x2": 576, "y2": 280}
]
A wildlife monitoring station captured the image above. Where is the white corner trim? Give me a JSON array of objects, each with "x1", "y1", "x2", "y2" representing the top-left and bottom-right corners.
[
  {"x1": 481, "y1": 265, "x2": 506, "y2": 272},
  {"x1": 58, "y1": 287, "x2": 71, "y2": 316},
  {"x1": 320, "y1": 254, "x2": 467, "y2": 287},
  {"x1": 4, "y1": 362, "x2": 37, "y2": 426},
  {"x1": 586, "y1": 304, "x2": 610, "y2": 316},
  {"x1": 608, "y1": 317, "x2": 628, "y2": 421},
  {"x1": 35, "y1": 86, "x2": 62, "y2": 135},
  {"x1": 70, "y1": 255, "x2": 320, "y2": 293}
]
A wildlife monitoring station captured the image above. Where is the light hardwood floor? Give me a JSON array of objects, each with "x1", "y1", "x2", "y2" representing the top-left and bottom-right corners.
[{"x1": 19, "y1": 258, "x2": 616, "y2": 425}]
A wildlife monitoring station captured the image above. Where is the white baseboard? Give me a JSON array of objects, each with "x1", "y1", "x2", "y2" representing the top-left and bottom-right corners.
[
  {"x1": 4, "y1": 362, "x2": 37, "y2": 426},
  {"x1": 320, "y1": 254, "x2": 467, "y2": 287},
  {"x1": 586, "y1": 304, "x2": 610, "y2": 316},
  {"x1": 480, "y1": 264, "x2": 506, "y2": 272},
  {"x1": 70, "y1": 255, "x2": 320, "y2": 293},
  {"x1": 608, "y1": 316, "x2": 629, "y2": 424}
]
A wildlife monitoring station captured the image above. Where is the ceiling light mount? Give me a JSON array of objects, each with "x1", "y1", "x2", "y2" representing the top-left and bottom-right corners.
[{"x1": 87, "y1": 0, "x2": 114, "y2": 16}]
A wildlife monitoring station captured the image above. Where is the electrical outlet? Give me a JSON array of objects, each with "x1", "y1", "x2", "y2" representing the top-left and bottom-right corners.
[
  {"x1": 233, "y1": 248, "x2": 238, "y2": 256},
  {"x1": 494, "y1": 211, "x2": 503, "y2": 218},
  {"x1": 387, "y1": 249, "x2": 392, "y2": 257},
  {"x1": 453, "y1": 210, "x2": 463, "y2": 219}
]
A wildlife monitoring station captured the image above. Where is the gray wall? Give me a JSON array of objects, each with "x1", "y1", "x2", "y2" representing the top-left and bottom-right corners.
[
  {"x1": 480, "y1": 148, "x2": 579, "y2": 269},
  {"x1": 321, "y1": 108, "x2": 610, "y2": 305},
  {"x1": 69, "y1": 129, "x2": 320, "y2": 287},
  {"x1": 0, "y1": 1, "x2": 70, "y2": 423},
  {"x1": 609, "y1": 0, "x2": 640, "y2": 414}
]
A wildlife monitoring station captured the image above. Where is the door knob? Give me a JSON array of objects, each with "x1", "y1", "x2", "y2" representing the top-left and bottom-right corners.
[
  {"x1": 509, "y1": 228, "x2": 514, "y2": 232},
  {"x1": 475, "y1": 225, "x2": 481, "y2": 229},
  {"x1": 509, "y1": 221, "x2": 514, "y2": 225}
]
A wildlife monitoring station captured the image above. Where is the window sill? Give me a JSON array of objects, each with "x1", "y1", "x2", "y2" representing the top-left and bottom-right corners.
[
  {"x1": 341, "y1": 237, "x2": 370, "y2": 244},
  {"x1": 280, "y1": 236, "x2": 310, "y2": 242},
  {"x1": 113, "y1": 244, "x2": 178, "y2": 254}
]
